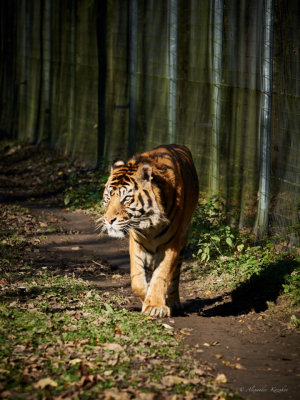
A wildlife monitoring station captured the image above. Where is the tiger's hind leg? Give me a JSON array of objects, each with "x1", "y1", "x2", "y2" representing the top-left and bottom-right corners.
[
  {"x1": 167, "y1": 245, "x2": 186, "y2": 313},
  {"x1": 166, "y1": 261, "x2": 182, "y2": 313}
]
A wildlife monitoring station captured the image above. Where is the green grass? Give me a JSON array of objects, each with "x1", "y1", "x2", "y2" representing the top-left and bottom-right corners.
[{"x1": 0, "y1": 273, "x2": 230, "y2": 399}]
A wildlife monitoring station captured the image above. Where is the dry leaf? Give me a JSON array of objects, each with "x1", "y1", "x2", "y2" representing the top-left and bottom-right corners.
[
  {"x1": 34, "y1": 377, "x2": 58, "y2": 389},
  {"x1": 179, "y1": 329, "x2": 191, "y2": 335},
  {"x1": 69, "y1": 358, "x2": 82, "y2": 366},
  {"x1": 161, "y1": 375, "x2": 190, "y2": 386},
  {"x1": 135, "y1": 393, "x2": 157, "y2": 400},
  {"x1": 104, "y1": 342, "x2": 124, "y2": 352},
  {"x1": 215, "y1": 373, "x2": 227, "y2": 384},
  {"x1": 193, "y1": 368, "x2": 205, "y2": 376},
  {"x1": 162, "y1": 323, "x2": 173, "y2": 329},
  {"x1": 234, "y1": 363, "x2": 246, "y2": 370},
  {"x1": 115, "y1": 325, "x2": 124, "y2": 335},
  {"x1": 103, "y1": 388, "x2": 131, "y2": 400},
  {"x1": 112, "y1": 274, "x2": 122, "y2": 279}
]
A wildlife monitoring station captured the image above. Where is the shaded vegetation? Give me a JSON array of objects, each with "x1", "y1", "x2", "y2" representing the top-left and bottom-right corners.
[{"x1": 186, "y1": 196, "x2": 300, "y2": 307}]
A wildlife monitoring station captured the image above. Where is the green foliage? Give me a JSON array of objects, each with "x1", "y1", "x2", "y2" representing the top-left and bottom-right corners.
[
  {"x1": 290, "y1": 314, "x2": 300, "y2": 328},
  {"x1": 189, "y1": 197, "x2": 300, "y2": 305},
  {"x1": 283, "y1": 266, "x2": 300, "y2": 305},
  {"x1": 189, "y1": 196, "x2": 246, "y2": 264},
  {"x1": 64, "y1": 170, "x2": 108, "y2": 211}
]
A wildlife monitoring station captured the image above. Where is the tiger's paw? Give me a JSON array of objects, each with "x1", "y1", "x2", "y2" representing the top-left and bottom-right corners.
[{"x1": 142, "y1": 304, "x2": 171, "y2": 318}]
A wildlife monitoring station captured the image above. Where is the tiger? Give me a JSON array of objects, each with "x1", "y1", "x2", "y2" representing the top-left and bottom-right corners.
[{"x1": 98, "y1": 144, "x2": 199, "y2": 318}]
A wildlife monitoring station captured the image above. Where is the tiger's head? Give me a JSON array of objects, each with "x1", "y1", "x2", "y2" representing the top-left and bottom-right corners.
[{"x1": 98, "y1": 159, "x2": 167, "y2": 238}]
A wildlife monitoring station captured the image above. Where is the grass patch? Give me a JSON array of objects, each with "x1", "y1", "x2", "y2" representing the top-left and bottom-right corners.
[{"x1": 0, "y1": 273, "x2": 233, "y2": 399}]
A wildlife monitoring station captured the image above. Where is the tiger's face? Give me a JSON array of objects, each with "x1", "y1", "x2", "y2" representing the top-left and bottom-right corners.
[{"x1": 98, "y1": 161, "x2": 166, "y2": 238}]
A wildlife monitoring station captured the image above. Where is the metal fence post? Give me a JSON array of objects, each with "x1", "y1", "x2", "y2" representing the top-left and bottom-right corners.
[
  {"x1": 128, "y1": 0, "x2": 138, "y2": 157},
  {"x1": 254, "y1": 0, "x2": 274, "y2": 238},
  {"x1": 209, "y1": 0, "x2": 223, "y2": 196},
  {"x1": 168, "y1": 0, "x2": 178, "y2": 144}
]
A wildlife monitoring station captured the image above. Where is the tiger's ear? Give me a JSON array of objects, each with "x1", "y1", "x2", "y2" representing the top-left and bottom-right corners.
[
  {"x1": 137, "y1": 163, "x2": 152, "y2": 186},
  {"x1": 110, "y1": 159, "x2": 125, "y2": 174}
]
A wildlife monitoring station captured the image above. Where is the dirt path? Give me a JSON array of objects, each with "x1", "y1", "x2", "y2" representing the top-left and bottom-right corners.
[{"x1": 26, "y1": 207, "x2": 299, "y2": 400}]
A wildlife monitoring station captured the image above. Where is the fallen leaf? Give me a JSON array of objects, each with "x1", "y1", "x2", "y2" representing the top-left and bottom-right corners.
[
  {"x1": 69, "y1": 358, "x2": 82, "y2": 366},
  {"x1": 112, "y1": 274, "x2": 122, "y2": 279},
  {"x1": 215, "y1": 354, "x2": 224, "y2": 359},
  {"x1": 115, "y1": 325, "x2": 124, "y2": 335},
  {"x1": 103, "y1": 389, "x2": 131, "y2": 400},
  {"x1": 162, "y1": 323, "x2": 173, "y2": 330},
  {"x1": 14, "y1": 345, "x2": 26, "y2": 353},
  {"x1": 135, "y1": 393, "x2": 157, "y2": 400},
  {"x1": 193, "y1": 368, "x2": 205, "y2": 376},
  {"x1": 92, "y1": 316, "x2": 106, "y2": 325},
  {"x1": 234, "y1": 363, "x2": 246, "y2": 370},
  {"x1": 104, "y1": 370, "x2": 113, "y2": 376},
  {"x1": 103, "y1": 342, "x2": 124, "y2": 352},
  {"x1": 180, "y1": 329, "x2": 190, "y2": 335},
  {"x1": 222, "y1": 360, "x2": 231, "y2": 367},
  {"x1": 34, "y1": 377, "x2": 58, "y2": 389},
  {"x1": 161, "y1": 375, "x2": 190, "y2": 386},
  {"x1": 215, "y1": 373, "x2": 227, "y2": 384}
]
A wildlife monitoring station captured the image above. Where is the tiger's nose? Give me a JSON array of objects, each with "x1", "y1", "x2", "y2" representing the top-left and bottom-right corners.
[{"x1": 106, "y1": 217, "x2": 116, "y2": 225}]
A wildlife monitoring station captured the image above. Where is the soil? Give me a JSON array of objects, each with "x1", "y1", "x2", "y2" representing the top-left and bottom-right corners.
[{"x1": 1, "y1": 145, "x2": 299, "y2": 400}]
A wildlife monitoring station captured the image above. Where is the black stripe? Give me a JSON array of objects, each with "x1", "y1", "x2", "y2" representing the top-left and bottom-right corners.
[
  {"x1": 145, "y1": 210, "x2": 154, "y2": 217},
  {"x1": 157, "y1": 232, "x2": 177, "y2": 251},
  {"x1": 167, "y1": 194, "x2": 177, "y2": 218},
  {"x1": 143, "y1": 189, "x2": 153, "y2": 207},
  {"x1": 154, "y1": 223, "x2": 170, "y2": 239},
  {"x1": 135, "y1": 254, "x2": 144, "y2": 263},
  {"x1": 138, "y1": 193, "x2": 144, "y2": 206},
  {"x1": 134, "y1": 239, "x2": 154, "y2": 255}
]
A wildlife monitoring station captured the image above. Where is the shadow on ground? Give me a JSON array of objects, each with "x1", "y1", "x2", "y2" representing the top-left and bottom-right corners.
[{"x1": 182, "y1": 258, "x2": 298, "y2": 317}]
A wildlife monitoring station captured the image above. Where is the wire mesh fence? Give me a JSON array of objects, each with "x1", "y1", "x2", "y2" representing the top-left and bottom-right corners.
[{"x1": 0, "y1": 0, "x2": 299, "y2": 241}]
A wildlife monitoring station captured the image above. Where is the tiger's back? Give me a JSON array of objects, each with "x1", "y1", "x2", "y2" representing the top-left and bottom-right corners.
[{"x1": 101, "y1": 144, "x2": 199, "y2": 317}]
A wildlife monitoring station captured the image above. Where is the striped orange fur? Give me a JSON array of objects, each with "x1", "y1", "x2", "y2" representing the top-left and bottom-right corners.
[{"x1": 99, "y1": 144, "x2": 199, "y2": 317}]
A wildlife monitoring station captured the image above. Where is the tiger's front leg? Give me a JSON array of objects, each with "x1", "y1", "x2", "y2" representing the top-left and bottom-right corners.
[
  {"x1": 142, "y1": 248, "x2": 180, "y2": 318},
  {"x1": 129, "y1": 233, "x2": 153, "y2": 303}
]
